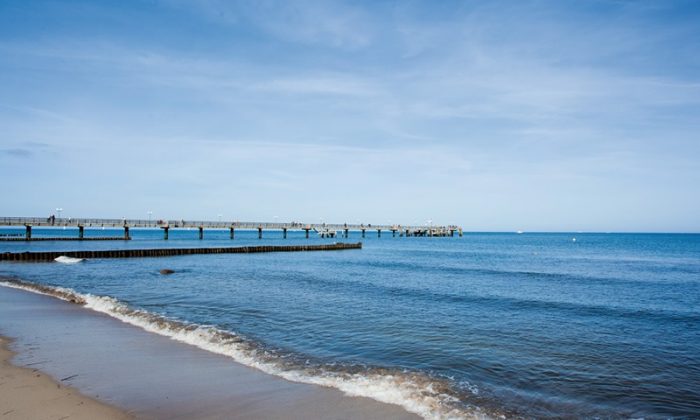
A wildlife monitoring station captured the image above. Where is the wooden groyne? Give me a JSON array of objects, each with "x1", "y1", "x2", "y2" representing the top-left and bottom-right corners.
[
  {"x1": 0, "y1": 237, "x2": 129, "y2": 242},
  {"x1": 0, "y1": 242, "x2": 362, "y2": 262}
]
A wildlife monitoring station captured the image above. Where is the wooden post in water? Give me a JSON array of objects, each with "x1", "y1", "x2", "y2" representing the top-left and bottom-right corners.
[
  {"x1": 378, "y1": 229, "x2": 381, "y2": 238},
  {"x1": 25, "y1": 225, "x2": 31, "y2": 240},
  {"x1": 198, "y1": 226, "x2": 204, "y2": 240},
  {"x1": 258, "y1": 226, "x2": 263, "y2": 239},
  {"x1": 163, "y1": 226, "x2": 169, "y2": 240},
  {"x1": 344, "y1": 228, "x2": 349, "y2": 238},
  {"x1": 0, "y1": 242, "x2": 362, "y2": 261},
  {"x1": 304, "y1": 228, "x2": 310, "y2": 239},
  {"x1": 124, "y1": 226, "x2": 130, "y2": 240},
  {"x1": 283, "y1": 228, "x2": 287, "y2": 239},
  {"x1": 362, "y1": 229, "x2": 365, "y2": 238},
  {"x1": 230, "y1": 227, "x2": 235, "y2": 239},
  {"x1": 392, "y1": 229, "x2": 396, "y2": 237},
  {"x1": 79, "y1": 225, "x2": 84, "y2": 239}
]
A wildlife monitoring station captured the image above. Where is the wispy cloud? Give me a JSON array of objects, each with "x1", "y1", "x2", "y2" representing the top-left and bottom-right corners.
[
  {"x1": 167, "y1": 0, "x2": 375, "y2": 49},
  {"x1": 254, "y1": 75, "x2": 380, "y2": 96},
  {"x1": 0, "y1": 0, "x2": 698, "y2": 229},
  {"x1": 1, "y1": 148, "x2": 32, "y2": 158}
]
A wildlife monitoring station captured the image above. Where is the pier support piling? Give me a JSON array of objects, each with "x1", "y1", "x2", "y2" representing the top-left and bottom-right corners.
[{"x1": 1, "y1": 218, "x2": 463, "y2": 242}]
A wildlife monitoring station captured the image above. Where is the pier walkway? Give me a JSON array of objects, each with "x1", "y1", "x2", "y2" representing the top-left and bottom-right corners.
[{"x1": 0, "y1": 217, "x2": 462, "y2": 240}]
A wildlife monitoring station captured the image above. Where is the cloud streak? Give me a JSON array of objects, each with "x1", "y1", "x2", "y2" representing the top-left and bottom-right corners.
[{"x1": 0, "y1": 0, "x2": 698, "y2": 230}]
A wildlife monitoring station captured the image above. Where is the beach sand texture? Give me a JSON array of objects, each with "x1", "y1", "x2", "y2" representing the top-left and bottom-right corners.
[
  {"x1": 0, "y1": 336, "x2": 131, "y2": 420},
  {"x1": 0, "y1": 284, "x2": 418, "y2": 419}
]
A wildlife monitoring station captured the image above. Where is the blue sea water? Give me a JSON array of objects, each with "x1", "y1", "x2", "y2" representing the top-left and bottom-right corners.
[{"x1": 1, "y1": 228, "x2": 699, "y2": 418}]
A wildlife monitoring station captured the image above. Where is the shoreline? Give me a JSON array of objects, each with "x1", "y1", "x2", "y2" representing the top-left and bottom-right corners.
[
  {"x1": 0, "y1": 280, "x2": 421, "y2": 419},
  {"x1": 0, "y1": 335, "x2": 132, "y2": 419}
]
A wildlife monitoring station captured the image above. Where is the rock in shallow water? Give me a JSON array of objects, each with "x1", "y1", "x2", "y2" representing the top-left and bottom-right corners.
[{"x1": 159, "y1": 269, "x2": 175, "y2": 275}]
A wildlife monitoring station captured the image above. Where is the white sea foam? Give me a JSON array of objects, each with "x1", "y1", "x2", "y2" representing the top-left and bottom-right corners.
[
  {"x1": 0, "y1": 279, "x2": 490, "y2": 420},
  {"x1": 54, "y1": 256, "x2": 85, "y2": 264}
]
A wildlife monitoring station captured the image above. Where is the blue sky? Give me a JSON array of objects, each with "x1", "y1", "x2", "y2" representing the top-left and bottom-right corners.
[{"x1": 1, "y1": 0, "x2": 699, "y2": 231}]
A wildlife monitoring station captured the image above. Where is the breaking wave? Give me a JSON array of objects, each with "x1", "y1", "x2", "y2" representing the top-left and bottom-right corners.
[
  {"x1": 54, "y1": 256, "x2": 85, "y2": 264},
  {"x1": 0, "y1": 278, "x2": 494, "y2": 420}
]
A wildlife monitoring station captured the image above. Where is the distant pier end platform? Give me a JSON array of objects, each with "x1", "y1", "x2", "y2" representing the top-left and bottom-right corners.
[{"x1": 0, "y1": 217, "x2": 463, "y2": 241}]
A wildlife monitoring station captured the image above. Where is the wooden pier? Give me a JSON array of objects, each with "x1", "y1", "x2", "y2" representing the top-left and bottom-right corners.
[
  {"x1": 0, "y1": 242, "x2": 362, "y2": 262},
  {"x1": 0, "y1": 217, "x2": 463, "y2": 240},
  {"x1": 0, "y1": 237, "x2": 128, "y2": 242}
]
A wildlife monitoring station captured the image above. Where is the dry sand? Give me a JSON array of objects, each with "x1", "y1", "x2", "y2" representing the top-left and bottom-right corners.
[{"x1": 0, "y1": 336, "x2": 132, "y2": 420}]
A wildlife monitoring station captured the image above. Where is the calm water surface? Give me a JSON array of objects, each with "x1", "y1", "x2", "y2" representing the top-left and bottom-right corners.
[{"x1": 1, "y1": 228, "x2": 699, "y2": 418}]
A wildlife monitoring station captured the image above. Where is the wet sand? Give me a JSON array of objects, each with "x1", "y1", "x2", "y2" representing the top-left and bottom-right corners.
[
  {"x1": 0, "y1": 285, "x2": 418, "y2": 419},
  {"x1": 0, "y1": 336, "x2": 131, "y2": 419}
]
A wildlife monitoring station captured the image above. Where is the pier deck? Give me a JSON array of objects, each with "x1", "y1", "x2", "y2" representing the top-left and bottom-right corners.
[{"x1": 0, "y1": 217, "x2": 462, "y2": 240}]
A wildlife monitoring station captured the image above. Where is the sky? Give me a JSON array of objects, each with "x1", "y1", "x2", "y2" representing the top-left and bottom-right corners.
[{"x1": 1, "y1": 0, "x2": 699, "y2": 232}]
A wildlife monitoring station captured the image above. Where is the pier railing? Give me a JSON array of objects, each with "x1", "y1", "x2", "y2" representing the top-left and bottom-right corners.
[
  {"x1": 0, "y1": 217, "x2": 463, "y2": 240},
  {"x1": 0, "y1": 217, "x2": 460, "y2": 231}
]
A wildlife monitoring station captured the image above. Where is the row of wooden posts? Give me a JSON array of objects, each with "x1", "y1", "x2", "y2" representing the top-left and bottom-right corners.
[
  {"x1": 16, "y1": 225, "x2": 460, "y2": 241},
  {"x1": 0, "y1": 242, "x2": 363, "y2": 262}
]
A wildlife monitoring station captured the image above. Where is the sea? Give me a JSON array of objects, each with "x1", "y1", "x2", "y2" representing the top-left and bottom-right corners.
[{"x1": 1, "y1": 228, "x2": 699, "y2": 419}]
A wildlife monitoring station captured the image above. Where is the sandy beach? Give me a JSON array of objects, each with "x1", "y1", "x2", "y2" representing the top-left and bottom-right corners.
[
  {"x1": 0, "y1": 283, "x2": 418, "y2": 419},
  {"x1": 0, "y1": 336, "x2": 131, "y2": 420}
]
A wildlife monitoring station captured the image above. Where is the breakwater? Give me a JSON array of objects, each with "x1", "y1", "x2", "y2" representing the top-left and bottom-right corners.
[{"x1": 0, "y1": 242, "x2": 362, "y2": 262}]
